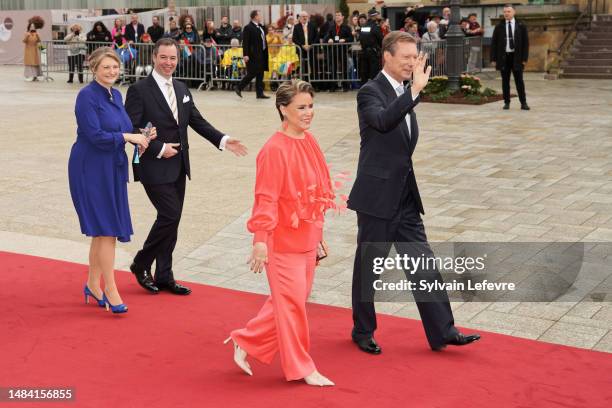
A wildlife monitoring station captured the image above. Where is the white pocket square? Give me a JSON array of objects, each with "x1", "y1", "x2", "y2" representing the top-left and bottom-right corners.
[{"x1": 182, "y1": 95, "x2": 190, "y2": 103}]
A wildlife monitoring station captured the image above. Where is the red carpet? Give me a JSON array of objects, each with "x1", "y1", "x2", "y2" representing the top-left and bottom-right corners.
[{"x1": 1, "y1": 251, "x2": 611, "y2": 408}]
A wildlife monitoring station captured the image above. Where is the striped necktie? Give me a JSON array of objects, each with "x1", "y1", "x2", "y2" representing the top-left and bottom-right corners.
[
  {"x1": 396, "y1": 85, "x2": 411, "y2": 140},
  {"x1": 166, "y1": 81, "x2": 178, "y2": 124}
]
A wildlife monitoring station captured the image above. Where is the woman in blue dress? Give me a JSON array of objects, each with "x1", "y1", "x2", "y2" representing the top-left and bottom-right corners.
[{"x1": 68, "y1": 47, "x2": 154, "y2": 313}]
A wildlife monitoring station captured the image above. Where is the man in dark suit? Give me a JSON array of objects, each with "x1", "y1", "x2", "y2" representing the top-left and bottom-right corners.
[
  {"x1": 146, "y1": 16, "x2": 164, "y2": 43},
  {"x1": 348, "y1": 31, "x2": 480, "y2": 354},
  {"x1": 358, "y1": 9, "x2": 384, "y2": 85},
  {"x1": 124, "y1": 13, "x2": 145, "y2": 43},
  {"x1": 323, "y1": 11, "x2": 353, "y2": 91},
  {"x1": 491, "y1": 4, "x2": 530, "y2": 110},
  {"x1": 126, "y1": 38, "x2": 248, "y2": 295},
  {"x1": 124, "y1": 13, "x2": 145, "y2": 82},
  {"x1": 292, "y1": 11, "x2": 319, "y2": 82},
  {"x1": 235, "y1": 10, "x2": 269, "y2": 99}
]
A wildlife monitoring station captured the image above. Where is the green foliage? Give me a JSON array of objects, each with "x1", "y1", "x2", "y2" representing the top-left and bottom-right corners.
[
  {"x1": 431, "y1": 89, "x2": 452, "y2": 102},
  {"x1": 482, "y1": 87, "x2": 496, "y2": 97},
  {"x1": 465, "y1": 94, "x2": 483, "y2": 103},
  {"x1": 423, "y1": 76, "x2": 448, "y2": 95},
  {"x1": 424, "y1": 74, "x2": 497, "y2": 103},
  {"x1": 460, "y1": 74, "x2": 482, "y2": 92}
]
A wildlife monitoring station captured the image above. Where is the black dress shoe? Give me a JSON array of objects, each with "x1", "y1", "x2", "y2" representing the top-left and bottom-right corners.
[
  {"x1": 521, "y1": 104, "x2": 530, "y2": 110},
  {"x1": 256, "y1": 94, "x2": 270, "y2": 99},
  {"x1": 157, "y1": 282, "x2": 191, "y2": 295},
  {"x1": 234, "y1": 86, "x2": 242, "y2": 98},
  {"x1": 502, "y1": 103, "x2": 510, "y2": 110},
  {"x1": 130, "y1": 262, "x2": 159, "y2": 294},
  {"x1": 353, "y1": 337, "x2": 382, "y2": 354},
  {"x1": 432, "y1": 332, "x2": 481, "y2": 351}
]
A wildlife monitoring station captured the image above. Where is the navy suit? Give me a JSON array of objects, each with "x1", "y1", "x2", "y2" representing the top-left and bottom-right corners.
[
  {"x1": 348, "y1": 73, "x2": 458, "y2": 349},
  {"x1": 125, "y1": 75, "x2": 224, "y2": 284}
]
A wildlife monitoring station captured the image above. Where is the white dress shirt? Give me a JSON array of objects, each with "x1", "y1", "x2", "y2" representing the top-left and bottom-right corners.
[
  {"x1": 252, "y1": 21, "x2": 266, "y2": 49},
  {"x1": 381, "y1": 69, "x2": 419, "y2": 136},
  {"x1": 151, "y1": 69, "x2": 229, "y2": 158},
  {"x1": 505, "y1": 18, "x2": 516, "y2": 53}
]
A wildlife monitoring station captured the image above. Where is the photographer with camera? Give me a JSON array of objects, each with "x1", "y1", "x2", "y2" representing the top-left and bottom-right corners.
[
  {"x1": 65, "y1": 24, "x2": 87, "y2": 83},
  {"x1": 23, "y1": 23, "x2": 42, "y2": 81}
]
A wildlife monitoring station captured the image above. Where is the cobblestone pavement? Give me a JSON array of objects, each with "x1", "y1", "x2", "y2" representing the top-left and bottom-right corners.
[{"x1": 1, "y1": 66, "x2": 611, "y2": 352}]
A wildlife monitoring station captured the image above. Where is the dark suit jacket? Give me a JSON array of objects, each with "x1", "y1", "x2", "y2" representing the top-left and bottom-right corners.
[
  {"x1": 323, "y1": 23, "x2": 353, "y2": 43},
  {"x1": 348, "y1": 72, "x2": 424, "y2": 219},
  {"x1": 125, "y1": 75, "x2": 224, "y2": 184},
  {"x1": 242, "y1": 21, "x2": 269, "y2": 74},
  {"x1": 292, "y1": 22, "x2": 319, "y2": 52},
  {"x1": 146, "y1": 25, "x2": 164, "y2": 43},
  {"x1": 124, "y1": 22, "x2": 145, "y2": 43},
  {"x1": 491, "y1": 19, "x2": 529, "y2": 71}
]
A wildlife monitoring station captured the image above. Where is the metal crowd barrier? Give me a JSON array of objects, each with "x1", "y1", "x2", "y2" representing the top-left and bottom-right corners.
[
  {"x1": 42, "y1": 40, "x2": 114, "y2": 82},
  {"x1": 307, "y1": 42, "x2": 361, "y2": 89},
  {"x1": 463, "y1": 36, "x2": 483, "y2": 73},
  {"x1": 204, "y1": 43, "x2": 304, "y2": 90},
  {"x1": 418, "y1": 39, "x2": 447, "y2": 77},
  {"x1": 41, "y1": 37, "x2": 482, "y2": 89}
]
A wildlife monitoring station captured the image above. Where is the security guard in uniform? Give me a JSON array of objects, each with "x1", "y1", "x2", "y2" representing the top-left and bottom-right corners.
[{"x1": 358, "y1": 8, "x2": 383, "y2": 85}]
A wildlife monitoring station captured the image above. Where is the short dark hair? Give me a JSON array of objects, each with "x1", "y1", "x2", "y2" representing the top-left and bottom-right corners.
[
  {"x1": 468, "y1": 13, "x2": 477, "y2": 18},
  {"x1": 153, "y1": 38, "x2": 179, "y2": 56},
  {"x1": 382, "y1": 30, "x2": 417, "y2": 56},
  {"x1": 250, "y1": 10, "x2": 259, "y2": 20}
]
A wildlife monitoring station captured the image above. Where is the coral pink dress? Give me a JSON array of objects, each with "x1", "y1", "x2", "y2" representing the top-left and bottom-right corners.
[{"x1": 231, "y1": 130, "x2": 334, "y2": 380}]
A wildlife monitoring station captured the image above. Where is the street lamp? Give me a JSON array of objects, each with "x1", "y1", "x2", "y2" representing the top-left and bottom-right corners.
[{"x1": 446, "y1": 0, "x2": 463, "y2": 91}]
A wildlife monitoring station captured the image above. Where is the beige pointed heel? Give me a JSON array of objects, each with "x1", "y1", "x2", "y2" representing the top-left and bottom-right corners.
[
  {"x1": 303, "y1": 370, "x2": 335, "y2": 387},
  {"x1": 224, "y1": 336, "x2": 253, "y2": 376}
]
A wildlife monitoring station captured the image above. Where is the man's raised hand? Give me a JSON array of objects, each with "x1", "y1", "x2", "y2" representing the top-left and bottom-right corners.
[{"x1": 412, "y1": 52, "x2": 432, "y2": 94}]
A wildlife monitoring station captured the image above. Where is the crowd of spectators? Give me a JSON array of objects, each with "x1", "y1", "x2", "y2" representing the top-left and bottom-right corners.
[{"x1": 66, "y1": 5, "x2": 483, "y2": 89}]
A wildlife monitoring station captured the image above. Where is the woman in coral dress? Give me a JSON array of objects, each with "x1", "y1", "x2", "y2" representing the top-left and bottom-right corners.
[{"x1": 225, "y1": 80, "x2": 335, "y2": 387}]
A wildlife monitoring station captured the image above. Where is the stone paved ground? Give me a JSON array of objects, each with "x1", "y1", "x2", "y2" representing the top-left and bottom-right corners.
[{"x1": 1, "y1": 65, "x2": 611, "y2": 352}]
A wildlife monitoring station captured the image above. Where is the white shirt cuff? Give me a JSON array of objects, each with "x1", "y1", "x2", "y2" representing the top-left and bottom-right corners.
[
  {"x1": 219, "y1": 135, "x2": 230, "y2": 151},
  {"x1": 412, "y1": 92, "x2": 419, "y2": 101},
  {"x1": 157, "y1": 143, "x2": 166, "y2": 159}
]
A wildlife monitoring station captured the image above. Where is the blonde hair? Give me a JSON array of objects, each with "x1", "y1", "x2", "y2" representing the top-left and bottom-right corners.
[
  {"x1": 382, "y1": 30, "x2": 417, "y2": 56},
  {"x1": 275, "y1": 80, "x2": 314, "y2": 121},
  {"x1": 88, "y1": 46, "x2": 120, "y2": 73},
  {"x1": 70, "y1": 24, "x2": 82, "y2": 32}
]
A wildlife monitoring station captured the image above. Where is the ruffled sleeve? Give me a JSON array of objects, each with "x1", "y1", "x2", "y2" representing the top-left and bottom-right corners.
[{"x1": 247, "y1": 143, "x2": 286, "y2": 244}]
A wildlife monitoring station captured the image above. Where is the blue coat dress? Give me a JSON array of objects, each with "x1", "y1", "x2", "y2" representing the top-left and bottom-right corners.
[{"x1": 68, "y1": 80, "x2": 134, "y2": 242}]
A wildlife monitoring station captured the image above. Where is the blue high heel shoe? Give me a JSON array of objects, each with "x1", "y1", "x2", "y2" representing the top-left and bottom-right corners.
[
  {"x1": 102, "y1": 293, "x2": 128, "y2": 314},
  {"x1": 84, "y1": 285, "x2": 105, "y2": 307}
]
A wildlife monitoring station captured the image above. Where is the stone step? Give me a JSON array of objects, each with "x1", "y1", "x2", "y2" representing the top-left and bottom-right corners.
[
  {"x1": 561, "y1": 72, "x2": 612, "y2": 79},
  {"x1": 573, "y1": 45, "x2": 612, "y2": 52},
  {"x1": 591, "y1": 27, "x2": 612, "y2": 32},
  {"x1": 570, "y1": 51, "x2": 612, "y2": 58},
  {"x1": 562, "y1": 66, "x2": 612, "y2": 74},
  {"x1": 582, "y1": 32, "x2": 612, "y2": 40},
  {"x1": 578, "y1": 39, "x2": 612, "y2": 46},
  {"x1": 594, "y1": 15, "x2": 612, "y2": 22},
  {"x1": 563, "y1": 58, "x2": 612, "y2": 66}
]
